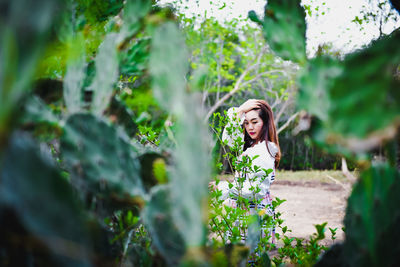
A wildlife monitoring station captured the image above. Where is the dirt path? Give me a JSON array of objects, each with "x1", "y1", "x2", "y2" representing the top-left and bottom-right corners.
[{"x1": 271, "y1": 180, "x2": 350, "y2": 244}]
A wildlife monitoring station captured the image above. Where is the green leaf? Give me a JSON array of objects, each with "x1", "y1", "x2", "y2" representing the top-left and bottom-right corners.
[
  {"x1": 0, "y1": 133, "x2": 92, "y2": 266},
  {"x1": 142, "y1": 185, "x2": 185, "y2": 265},
  {"x1": 22, "y1": 95, "x2": 60, "y2": 124},
  {"x1": 61, "y1": 113, "x2": 145, "y2": 199},
  {"x1": 149, "y1": 22, "x2": 188, "y2": 113},
  {"x1": 298, "y1": 31, "x2": 400, "y2": 154},
  {"x1": 150, "y1": 21, "x2": 212, "y2": 249},
  {"x1": 248, "y1": 10, "x2": 262, "y2": 25},
  {"x1": 90, "y1": 33, "x2": 119, "y2": 116},
  {"x1": 259, "y1": 0, "x2": 307, "y2": 63},
  {"x1": 343, "y1": 163, "x2": 400, "y2": 266},
  {"x1": 313, "y1": 222, "x2": 327, "y2": 240},
  {"x1": 64, "y1": 33, "x2": 86, "y2": 114},
  {"x1": 119, "y1": 38, "x2": 150, "y2": 76},
  {"x1": 0, "y1": 0, "x2": 64, "y2": 150}
]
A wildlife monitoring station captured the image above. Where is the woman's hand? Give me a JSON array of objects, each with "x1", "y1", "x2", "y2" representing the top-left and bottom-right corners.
[{"x1": 238, "y1": 99, "x2": 259, "y2": 115}]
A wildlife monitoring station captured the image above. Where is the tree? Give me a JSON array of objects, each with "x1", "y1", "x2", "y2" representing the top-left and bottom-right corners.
[
  {"x1": 178, "y1": 13, "x2": 300, "y2": 133},
  {"x1": 352, "y1": 0, "x2": 400, "y2": 38}
]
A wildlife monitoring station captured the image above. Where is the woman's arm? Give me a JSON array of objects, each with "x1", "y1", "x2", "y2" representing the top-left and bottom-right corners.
[
  {"x1": 238, "y1": 99, "x2": 259, "y2": 114},
  {"x1": 221, "y1": 100, "x2": 259, "y2": 148}
]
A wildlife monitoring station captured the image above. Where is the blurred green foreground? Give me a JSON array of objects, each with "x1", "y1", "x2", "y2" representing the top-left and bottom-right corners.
[{"x1": 1, "y1": 0, "x2": 400, "y2": 266}]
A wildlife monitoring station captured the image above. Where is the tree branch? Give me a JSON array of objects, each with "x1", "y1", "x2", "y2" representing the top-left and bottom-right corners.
[
  {"x1": 240, "y1": 70, "x2": 286, "y2": 88},
  {"x1": 341, "y1": 157, "x2": 357, "y2": 182},
  {"x1": 277, "y1": 111, "x2": 299, "y2": 134},
  {"x1": 203, "y1": 46, "x2": 273, "y2": 122},
  {"x1": 275, "y1": 95, "x2": 292, "y2": 124},
  {"x1": 270, "y1": 92, "x2": 281, "y2": 109},
  {"x1": 204, "y1": 63, "x2": 258, "y2": 121}
]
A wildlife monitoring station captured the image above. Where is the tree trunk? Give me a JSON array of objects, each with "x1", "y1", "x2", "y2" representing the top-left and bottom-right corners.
[
  {"x1": 304, "y1": 146, "x2": 308, "y2": 170},
  {"x1": 341, "y1": 157, "x2": 356, "y2": 182},
  {"x1": 290, "y1": 138, "x2": 295, "y2": 170}
]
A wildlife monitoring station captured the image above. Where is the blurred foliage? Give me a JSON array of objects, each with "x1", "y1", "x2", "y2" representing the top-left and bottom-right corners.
[
  {"x1": 0, "y1": 0, "x2": 63, "y2": 149},
  {"x1": 61, "y1": 114, "x2": 146, "y2": 201},
  {"x1": 0, "y1": 133, "x2": 93, "y2": 266},
  {"x1": 254, "y1": 0, "x2": 400, "y2": 266},
  {"x1": 298, "y1": 32, "x2": 400, "y2": 156},
  {"x1": 351, "y1": 0, "x2": 400, "y2": 38},
  {"x1": 75, "y1": 0, "x2": 124, "y2": 23},
  {"x1": 142, "y1": 185, "x2": 185, "y2": 265},
  {"x1": 249, "y1": 0, "x2": 307, "y2": 64},
  {"x1": 343, "y1": 163, "x2": 400, "y2": 266},
  {"x1": 150, "y1": 21, "x2": 212, "y2": 251},
  {"x1": 0, "y1": 0, "x2": 179, "y2": 265},
  {"x1": 2, "y1": 0, "x2": 400, "y2": 266},
  {"x1": 315, "y1": 163, "x2": 400, "y2": 267}
]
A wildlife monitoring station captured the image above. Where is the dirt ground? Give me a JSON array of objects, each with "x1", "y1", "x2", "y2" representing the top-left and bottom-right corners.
[{"x1": 271, "y1": 179, "x2": 350, "y2": 244}]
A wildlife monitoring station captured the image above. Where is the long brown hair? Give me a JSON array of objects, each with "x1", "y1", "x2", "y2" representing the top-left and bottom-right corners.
[{"x1": 243, "y1": 100, "x2": 281, "y2": 167}]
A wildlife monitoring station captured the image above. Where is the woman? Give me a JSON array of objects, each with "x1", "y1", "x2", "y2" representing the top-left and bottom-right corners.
[{"x1": 217, "y1": 99, "x2": 281, "y2": 243}]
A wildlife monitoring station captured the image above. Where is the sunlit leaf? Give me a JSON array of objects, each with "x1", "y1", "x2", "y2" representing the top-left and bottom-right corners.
[
  {"x1": 90, "y1": 33, "x2": 119, "y2": 116},
  {"x1": 0, "y1": 0, "x2": 63, "y2": 149},
  {"x1": 22, "y1": 95, "x2": 60, "y2": 124},
  {"x1": 150, "y1": 22, "x2": 212, "y2": 249},
  {"x1": 64, "y1": 33, "x2": 86, "y2": 114},
  {"x1": 149, "y1": 22, "x2": 188, "y2": 113}
]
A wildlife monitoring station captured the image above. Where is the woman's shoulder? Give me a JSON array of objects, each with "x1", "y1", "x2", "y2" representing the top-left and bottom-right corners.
[
  {"x1": 266, "y1": 141, "x2": 278, "y2": 157},
  {"x1": 248, "y1": 141, "x2": 278, "y2": 158},
  {"x1": 267, "y1": 141, "x2": 278, "y2": 154},
  {"x1": 259, "y1": 141, "x2": 278, "y2": 157}
]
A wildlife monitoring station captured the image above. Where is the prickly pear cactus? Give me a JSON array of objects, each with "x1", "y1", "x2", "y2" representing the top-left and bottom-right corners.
[
  {"x1": 249, "y1": 0, "x2": 306, "y2": 64},
  {"x1": 253, "y1": 0, "x2": 400, "y2": 155},
  {"x1": 149, "y1": 22, "x2": 211, "y2": 250},
  {"x1": 297, "y1": 30, "x2": 400, "y2": 155},
  {"x1": 343, "y1": 163, "x2": 400, "y2": 266},
  {"x1": 255, "y1": 1, "x2": 400, "y2": 266},
  {"x1": 0, "y1": 0, "x2": 64, "y2": 151},
  {"x1": 141, "y1": 185, "x2": 185, "y2": 265},
  {"x1": 61, "y1": 113, "x2": 145, "y2": 200},
  {"x1": 0, "y1": 133, "x2": 92, "y2": 266}
]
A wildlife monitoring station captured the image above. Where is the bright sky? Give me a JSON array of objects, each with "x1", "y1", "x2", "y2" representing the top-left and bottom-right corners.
[{"x1": 158, "y1": 0, "x2": 400, "y2": 57}]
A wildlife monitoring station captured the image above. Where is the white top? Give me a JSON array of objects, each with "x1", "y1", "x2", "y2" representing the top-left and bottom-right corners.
[{"x1": 218, "y1": 107, "x2": 278, "y2": 200}]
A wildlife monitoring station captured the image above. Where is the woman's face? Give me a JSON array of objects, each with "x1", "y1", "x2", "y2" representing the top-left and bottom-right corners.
[{"x1": 244, "y1": 110, "x2": 264, "y2": 141}]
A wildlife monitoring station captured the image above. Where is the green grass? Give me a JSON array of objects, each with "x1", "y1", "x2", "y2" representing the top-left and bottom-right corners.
[
  {"x1": 276, "y1": 170, "x2": 351, "y2": 183},
  {"x1": 217, "y1": 170, "x2": 358, "y2": 183}
]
